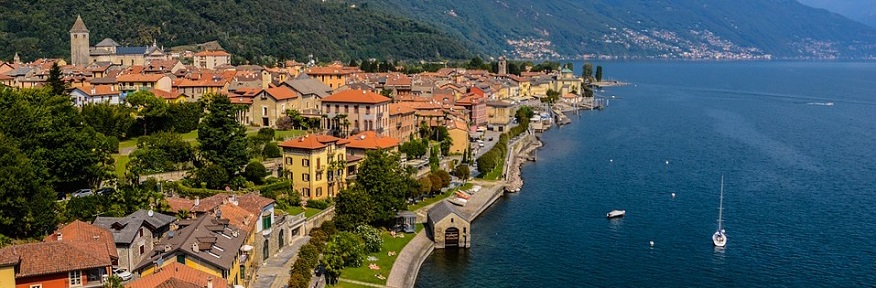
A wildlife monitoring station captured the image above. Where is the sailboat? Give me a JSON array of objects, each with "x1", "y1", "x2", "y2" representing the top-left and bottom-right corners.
[{"x1": 712, "y1": 176, "x2": 727, "y2": 247}]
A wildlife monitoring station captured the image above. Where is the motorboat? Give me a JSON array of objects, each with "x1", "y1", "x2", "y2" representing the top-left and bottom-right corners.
[
  {"x1": 606, "y1": 210, "x2": 625, "y2": 218},
  {"x1": 448, "y1": 197, "x2": 467, "y2": 207}
]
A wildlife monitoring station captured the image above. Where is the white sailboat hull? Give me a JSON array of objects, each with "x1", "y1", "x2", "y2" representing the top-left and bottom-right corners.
[{"x1": 712, "y1": 231, "x2": 727, "y2": 247}]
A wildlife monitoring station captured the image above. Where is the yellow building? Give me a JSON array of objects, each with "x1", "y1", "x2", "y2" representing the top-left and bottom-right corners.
[
  {"x1": 305, "y1": 64, "x2": 354, "y2": 90},
  {"x1": 134, "y1": 216, "x2": 245, "y2": 287},
  {"x1": 117, "y1": 74, "x2": 172, "y2": 93},
  {"x1": 447, "y1": 119, "x2": 470, "y2": 154},
  {"x1": 0, "y1": 263, "x2": 14, "y2": 288},
  {"x1": 487, "y1": 100, "x2": 515, "y2": 132},
  {"x1": 279, "y1": 135, "x2": 349, "y2": 200}
]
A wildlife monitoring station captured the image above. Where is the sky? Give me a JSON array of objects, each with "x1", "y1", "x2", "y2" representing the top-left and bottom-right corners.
[{"x1": 796, "y1": 0, "x2": 876, "y2": 28}]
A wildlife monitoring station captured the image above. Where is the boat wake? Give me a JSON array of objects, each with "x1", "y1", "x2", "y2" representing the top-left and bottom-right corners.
[{"x1": 807, "y1": 102, "x2": 834, "y2": 106}]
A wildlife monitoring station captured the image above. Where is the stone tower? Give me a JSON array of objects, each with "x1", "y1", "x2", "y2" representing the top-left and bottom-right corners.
[
  {"x1": 69, "y1": 15, "x2": 90, "y2": 66},
  {"x1": 12, "y1": 52, "x2": 20, "y2": 64},
  {"x1": 498, "y1": 55, "x2": 507, "y2": 76}
]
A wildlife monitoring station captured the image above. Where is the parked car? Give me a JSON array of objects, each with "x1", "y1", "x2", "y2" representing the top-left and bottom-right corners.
[
  {"x1": 96, "y1": 187, "x2": 115, "y2": 196},
  {"x1": 112, "y1": 267, "x2": 132, "y2": 281},
  {"x1": 71, "y1": 189, "x2": 93, "y2": 198}
]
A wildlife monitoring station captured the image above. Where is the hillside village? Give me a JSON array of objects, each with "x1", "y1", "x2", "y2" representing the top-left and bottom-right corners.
[{"x1": 0, "y1": 16, "x2": 594, "y2": 288}]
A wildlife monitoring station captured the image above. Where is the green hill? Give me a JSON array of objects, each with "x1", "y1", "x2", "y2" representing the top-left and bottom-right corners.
[
  {"x1": 0, "y1": 0, "x2": 473, "y2": 63},
  {"x1": 370, "y1": 0, "x2": 876, "y2": 59}
]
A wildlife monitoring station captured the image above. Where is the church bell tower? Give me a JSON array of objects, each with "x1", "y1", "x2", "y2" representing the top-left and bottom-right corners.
[{"x1": 70, "y1": 15, "x2": 90, "y2": 66}]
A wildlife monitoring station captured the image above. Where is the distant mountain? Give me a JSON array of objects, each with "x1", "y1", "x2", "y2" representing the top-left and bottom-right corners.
[
  {"x1": 0, "y1": 0, "x2": 472, "y2": 63},
  {"x1": 797, "y1": 0, "x2": 876, "y2": 29},
  {"x1": 371, "y1": 0, "x2": 876, "y2": 59}
]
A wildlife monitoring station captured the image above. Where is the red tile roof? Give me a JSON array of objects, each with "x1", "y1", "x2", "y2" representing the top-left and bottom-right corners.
[
  {"x1": 322, "y1": 89, "x2": 391, "y2": 104},
  {"x1": 126, "y1": 262, "x2": 228, "y2": 288},
  {"x1": 0, "y1": 241, "x2": 112, "y2": 277},
  {"x1": 389, "y1": 103, "x2": 416, "y2": 116},
  {"x1": 264, "y1": 86, "x2": 299, "y2": 100},
  {"x1": 217, "y1": 203, "x2": 255, "y2": 233},
  {"x1": 117, "y1": 73, "x2": 166, "y2": 83},
  {"x1": 345, "y1": 131, "x2": 400, "y2": 150},
  {"x1": 305, "y1": 66, "x2": 353, "y2": 75},
  {"x1": 278, "y1": 134, "x2": 346, "y2": 150},
  {"x1": 74, "y1": 85, "x2": 119, "y2": 96},
  {"x1": 45, "y1": 220, "x2": 118, "y2": 259},
  {"x1": 194, "y1": 50, "x2": 230, "y2": 57},
  {"x1": 237, "y1": 192, "x2": 276, "y2": 215}
]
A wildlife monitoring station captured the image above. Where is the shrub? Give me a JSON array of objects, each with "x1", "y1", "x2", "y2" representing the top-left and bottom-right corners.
[
  {"x1": 354, "y1": 225, "x2": 383, "y2": 253},
  {"x1": 243, "y1": 161, "x2": 268, "y2": 184},
  {"x1": 263, "y1": 142, "x2": 282, "y2": 158},
  {"x1": 306, "y1": 199, "x2": 331, "y2": 209},
  {"x1": 428, "y1": 173, "x2": 442, "y2": 193},
  {"x1": 454, "y1": 164, "x2": 470, "y2": 180},
  {"x1": 434, "y1": 170, "x2": 451, "y2": 187}
]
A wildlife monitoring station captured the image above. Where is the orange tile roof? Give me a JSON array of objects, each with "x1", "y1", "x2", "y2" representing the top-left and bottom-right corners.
[
  {"x1": 345, "y1": 131, "x2": 400, "y2": 150},
  {"x1": 0, "y1": 241, "x2": 112, "y2": 277},
  {"x1": 237, "y1": 192, "x2": 276, "y2": 215},
  {"x1": 126, "y1": 262, "x2": 228, "y2": 288},
  {"x1": 151, "y1": 88, "x2": 185, "y2": 100},
  {"x1": 264, "y1": 86, "x2": 299, "y2": 100},
  {"x1": 194, "y1": 50, "x2": 231, "y2": 57},
  {"x1": 449, "y1": 119, "x2": 468, "y2": 131},
  {"x1": 322, "y1": 89, "x2": 391, "y2": 104},
  {"x1": 217, "y1": 203, "x2": 255, "y2": 233},
  {"x1": 45, "y1": 220, "x2": 118, "y2": 259},
  {"x1": 117, "y1": 73, "x2": 166, "y2": 83},
  {"x1": 306, "y1": 66, "x2": 353, "y2": 75},
  {"x1": 278, "y1": 134, "x2": 344, "y2": 150},
  {"x1": 389, "y1": 103, "x2": 416, "y2": 116},
  {"x1": 166, "y1": 194, "x2": 230, "y2": 214}
]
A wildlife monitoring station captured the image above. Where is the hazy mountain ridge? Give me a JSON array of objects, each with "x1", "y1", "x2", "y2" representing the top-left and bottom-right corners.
[{"x1": 372, "y1": 0, "x2": 876, "y2": 59}]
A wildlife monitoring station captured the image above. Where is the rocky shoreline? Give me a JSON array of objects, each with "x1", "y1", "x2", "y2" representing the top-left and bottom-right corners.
[{"x1": 505, "y1": 134, "x2": 544, "y2": 193}]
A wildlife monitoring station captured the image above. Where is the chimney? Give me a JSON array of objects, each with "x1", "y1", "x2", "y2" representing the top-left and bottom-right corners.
[
  {"x1": 207, "y1": 277, "x2": 213, "y2": 288},
  {"x1": 56, "y1": 232, "x2": 62, "y2": 241},
  {"x1": 192, "y1": 242, "x2": 199, "y2": 252},
  {"x1": 164, "y1": 244, "x2": 172, "y2": 252},
  {"x1": 194, "y1": 196, "x2": 200, "y2": 206},
  {"x1": 91, "y1": 87, "x2": 96, "y2": 95}
]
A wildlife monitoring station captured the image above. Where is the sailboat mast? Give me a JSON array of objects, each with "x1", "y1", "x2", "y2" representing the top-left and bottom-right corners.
[{"x1": 718, "y1": 176, "x2": 724, "y2": 231}]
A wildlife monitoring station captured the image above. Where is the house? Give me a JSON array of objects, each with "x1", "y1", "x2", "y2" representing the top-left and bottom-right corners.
[
  {"x1": 251, "y1": 86, "x2": 299, "y2": 127},
  {"x1": 116, "y1": 73, "x2": 172, "y2": 93},
  {"x1": 321, "y1": 89, "x2": 391, "y2": 135},
  {"x1": 447, "y1": 119, "x2": 470, "y2": 154},
  {"x1": 175, "y1": 77, "x2": 229, "y2": 101},
  {"x1": 388, "y1": 103, "x2": 417, "y2": 142},
  {"x1": 456, "y1": 93, "x2": 487, "y2": 127},
  {"x1": 427, "y1": 201, "x2": 471, "y2": 249},
  {"x1": 0, "y1": 220, "x2": 118, "y2": 288},
  {"x1": 92, "y1": 209, "x2": 176, "y2": 271},
  {"x1": 344, "y1": 131, "x2": 400, "y2": 157},
  {"x1": 135, "y1": 216, "x2": 245, "y2": 287},
  {"x1": 279, "y1": 135, "x2": 350, "y2": 200},
  {"x1": 305, "y1": 64, "x2": 355, "y2": 89},
  {"x1": 280, "y1": 75, "x2": 333, "y2": 112},
  {"x1": 193, "y1": 51, "x2": 231, "y2": 70},
  {"x1": 126, "y1": 262, "x2": 226, "y2": 288},
  {"x1": 486, "y1": 100, "x2": 515, "y2": 132},
  {"x1": 69, "y1": 85, "x2": 121, "y2": 107}
]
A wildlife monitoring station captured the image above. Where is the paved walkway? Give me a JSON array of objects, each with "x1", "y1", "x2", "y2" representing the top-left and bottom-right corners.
[
  {"x1": 253, "y1": 236, "x2": 311, "y2": 288},
  {"x1": 338, "y1": 278, "x2": 387, "y2": 287},
  {"x1": 385, "y1": 232, "x2": 433, "y2": 288}
]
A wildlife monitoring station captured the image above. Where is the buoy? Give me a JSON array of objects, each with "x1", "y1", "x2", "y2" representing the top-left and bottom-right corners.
[
  {"x1": 665, "y1": 160, "x2": 669, "y2": 165},
  {"x1": 610, "y1": 159, "x2": 613, "y2": 162},
  {"x1": 671, "y1": 192, "x2": 676, "y2": 198},
  {"x1": 650, "y1": 241, "x2": 655, "y2": 247}
]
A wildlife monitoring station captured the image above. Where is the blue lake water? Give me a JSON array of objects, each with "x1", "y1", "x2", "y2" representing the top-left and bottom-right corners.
[{"x1": 415, "y1": 62, "x2": 876, "y2": 287}]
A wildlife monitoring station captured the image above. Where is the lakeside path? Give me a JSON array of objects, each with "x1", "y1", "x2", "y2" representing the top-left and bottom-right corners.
[{"x1": 252, "y1": 236, "x2": 311, "y2": 288}]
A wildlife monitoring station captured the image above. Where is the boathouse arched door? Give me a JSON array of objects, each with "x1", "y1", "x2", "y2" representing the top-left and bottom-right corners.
[{"x1": 445, "y1": 227, "x2": 460, "y2": 247}]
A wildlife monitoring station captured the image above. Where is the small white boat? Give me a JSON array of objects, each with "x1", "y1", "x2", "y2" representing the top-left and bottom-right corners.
[
  {"x1": 448, "y1": 197, "x2": 467, "y2": 207},
  {"x1": 712, "y1": 176, "x2": 728, "y2": 247},
  {"x1": 606, "y1": 210, "x2": 625, "y2": 218}
]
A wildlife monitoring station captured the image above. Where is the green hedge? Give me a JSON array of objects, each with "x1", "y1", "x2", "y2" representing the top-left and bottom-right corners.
[
  {"x1": 249, "y1": 181, "x2": 292, "y2": 193},
  {"x1": 475, "y1": 117, "x2": 529, "y2": 176},
  {"x1": 167, "y1": 182, "x2": 226, "y2": 198}
]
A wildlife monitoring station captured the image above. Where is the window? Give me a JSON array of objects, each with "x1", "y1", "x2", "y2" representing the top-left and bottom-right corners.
[
  {"x1": 316, "y1": 158, "x2": 321, "y2": 169},
  {"x1": 139, "y1": 244, "x2": 145, "y2": 255},
  {"x1": 302, "y1": 159, "x2": 310, "y2": 167},
  {"x1": 262, "y1": 106, "x2": 268, "y2": 116},
  {"x1": 302, "y1": 173, "x2": 310, "y2": 182},
  {"x1": 177, "y1": 254, "x2": 186, "y2": 264},
  {"x1": 139, "y1": 228, "x2": 144, "y2": 237},
  {"x1": 303, "y1": 188, "x2": 310, "y2": 198},
  {"x1": 30, "y1": 285, "x2": 42, "y2": 288},
  {"x1": 263, "y1": 239, "x2": 270, "y2": 260},
  {"x1": 316, "y1": 187, "x2": 322, "y2": 197},
  {"x1": 69, "y1": 270, "x2": 82, "y2": 286},
  {"x1": 344, "y1": 105, "x2": 349, "y2": 113},
  {"x1": 262, "y1": 215, "x2": 272, "y2": 230},
  {"x1": 316, "y1": 172, "x2": 322, "y2": 181},
  {"x1": 366, "y1": 106, "x2": 371, "y2": 115},
  {"x1": 335, "y1": 105, "x2": 339, "y2": 113},
  {"x1": 286, "y1": 158, "x2": 293, "y2": 165},
  {"x1": 354, "y1": 106, "x2": 359, "y2": 113}
]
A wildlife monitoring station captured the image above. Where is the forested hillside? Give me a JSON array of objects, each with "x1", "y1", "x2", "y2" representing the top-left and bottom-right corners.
[
  {"x1": 371, "y1": 0, "x2": 876, "y2": 59},
  {"x1": 0, "y1": 0, "x2": 473, "y2": 63}
]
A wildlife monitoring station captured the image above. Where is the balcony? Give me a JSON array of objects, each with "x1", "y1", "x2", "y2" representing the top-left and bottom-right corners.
[{"x1": 362, "y1": 113, "x2": 376, "y2": 121}]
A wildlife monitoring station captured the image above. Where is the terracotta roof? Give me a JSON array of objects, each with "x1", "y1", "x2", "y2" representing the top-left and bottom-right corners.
[
  {"x1": 305, "y1": 66, "x2": 353, "y2": 75},
  {"x1": 345, "y1": 131, "x2": 400, "y2": 150},
  {"x1": 217, "y1": 203, "x2": 255, "y2": 233},
  {"x1": 0, "y1": 241, "x2": 111, "y2": 277},
  {"x1": 72, "y1": 85, "x2": 119, "y2": 96},
  {"x1": 449, "y1": 119, "x2": 468, "y2": 131},
  {"x1": 563, "y1": 93, "x2": 578, "y2": 98},
  {"x1": 323, "y1": 89, "x2": 391, "y2": 104},
  {"x1": 264, "y1": 86, "x2": 299, "y2": 100},
  {"x1": 45, "y1": 220, "x2": 118, "y2": 259},
  {"x1": 165, "y1": 194, "x2": 230, "y2": 214},
  {"x1": 194, "y1": 50, "x2": 230, "y2": 57},
  {"x1": 117, "y1": 73, "x2": 166, "y2": 83},
  {"x1": 236, "y1": 193, "x2": 276, "y2": 215},
  {"x1": 278, "y1": 134, "x2": 345, "y2": 150},
  {"x1": 389, "y1": 103, "x2": 416, "y2": 116},
  {"x1": 127, "y1": 262, "x2": 228, "y2": 288},
  {"x1": 176, "y1": 78, "x2": 227, "y2": 87},
  {"x1": 151, "y1": 88, "x2": 184, "y2": 100}
]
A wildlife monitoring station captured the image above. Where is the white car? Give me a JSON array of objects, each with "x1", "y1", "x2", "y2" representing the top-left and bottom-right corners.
[{"x1": 113, "y1": 268, "x2": 133, "y2": 281}]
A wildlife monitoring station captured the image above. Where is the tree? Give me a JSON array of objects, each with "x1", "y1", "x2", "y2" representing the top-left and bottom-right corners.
[
  {"x1": 126, "y1": 90, "x2": 168, "y2": 136},
  {"x1": 193, "y1": 165, "x2": 229, "y2": 189},
  {"x1": 243, "y1": 161, "x2": 268, "y2": 184},
  {"x1": 583, "y1": 63, "x2": 594, "y2": 79},
  {"x1": 543, "y1": 89, "x2": 560, "y2": 103},
  {"x1": 454, "y1": 164, "x2": 470, "y2": 181},
  {"x1": 0, "y1": 133, "x2": 56, "y2": 238},
  {"x1": 198, "y1": 94, "x2": 248, "y2": 175},
  {"x1": 103, "y1": 275, "x2": 124, "y2": 288},
  {"x1": 263, "y1": 142, "x2": 282, "y2": 158},
  {"x1": 334, "y1": 188, "x2": 374, "y2": 231},
  {"x1": 416, "y1": 177, "x2": 432, "y2": 198},
  {"x1": 467, "y1": 56, "x2": 486, "y2": 70},
  {"x1": 166, "y1": 102, "x2": 203, "y2": 133},
  {"x1": 347, "y1": 59, "x2": 358, "y2": 67},
  {"x1": 595, "y1": 65, "x2": 604, "y2": 82},
  {"x1": 428, "y1": 173, "x2": 443, "y2": 193},
  {"x1": 349, "y1": 150, "x2": 415, "y2": 226},
  {"x1": 434, "y1": 170, "x2": 451, "y2": 187},
  {"x1": 47, "y1": 62, "x2": 66, "y2": 96},
  {"x1": 399, "y1": 139, "x2": 427, "y2": 159},
  {"x1": 127, "y1": 132, "x2": 193, "y2": 177},
  {"x1": 81, "y1": 103, "x2": 134, "y2": 140}
]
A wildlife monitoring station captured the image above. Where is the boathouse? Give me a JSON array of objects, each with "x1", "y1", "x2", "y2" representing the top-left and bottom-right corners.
[{"x1": 427, "y1": 201, "x2": 471, "y2": 248}]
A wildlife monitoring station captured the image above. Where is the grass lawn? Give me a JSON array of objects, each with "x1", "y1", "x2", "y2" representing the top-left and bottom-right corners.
[
  {"x1": 111, "y1": 154, "x2": 129, "y2": 178},
  {"x1": 483, "y1": 164, "x2": 504, "y2": 180},
  {"x1": 332, "y1": 282, "x2": 374, "y2": 288},
  {"x1": 284, "y1": 206, "x2": 324, "y2": 218},
  {"x1": 273, "y1": 129, "x2": 306, "y2": 140},
  {"x1": 407, "y1": 183, "x2": 474, "y2": 211},
  {"x1": 337, "y1": 224, "x2": 424, "y2": 286}
]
